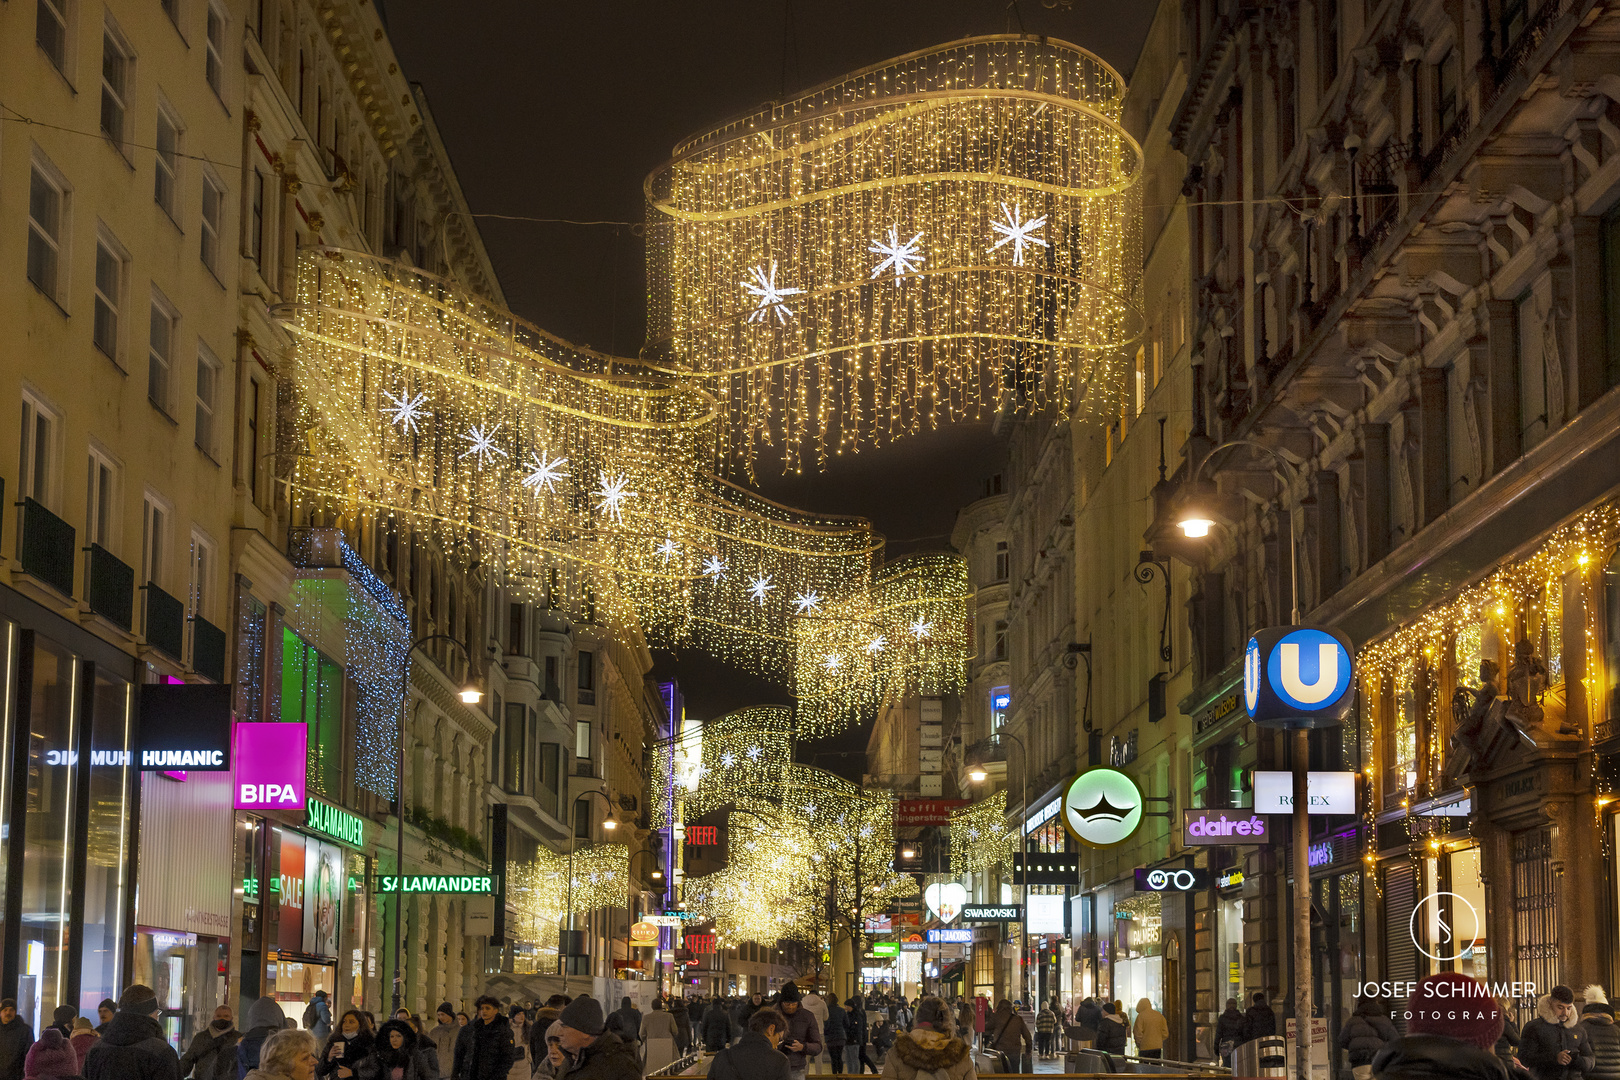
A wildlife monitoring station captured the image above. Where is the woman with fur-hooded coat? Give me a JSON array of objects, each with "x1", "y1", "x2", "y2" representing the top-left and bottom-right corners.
[
  {"x1": 879, "y1": 997, "x2": 975, "y2": 1080},
  {"x1": 1580, "y1": 987, "x2": 1620, "y2": 1080}
]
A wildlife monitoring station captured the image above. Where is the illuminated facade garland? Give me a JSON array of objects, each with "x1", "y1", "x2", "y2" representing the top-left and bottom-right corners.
[
  {"x1": 507, "y1": 842, "x2": 630, "y2": 961},
  {"x1": 646, "y1": 36, "x2": 1143, "y2": 470},
  {"x1": 950, "y1": 791, "x2": 1016, "y2": 875}
]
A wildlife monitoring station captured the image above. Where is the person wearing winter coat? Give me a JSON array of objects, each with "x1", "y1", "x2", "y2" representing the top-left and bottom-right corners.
[
  {"x1": 0, "y1": 1000, "x2": 35, "y2": 1080},
  {"x1": 668, "y1": 998, "x2": 690, "y2": 1056},
  {"x1": 69, "y1": 1018, "x2": 97, "y2": 1067},
  {"x1": 1035, "y1": 1004, "x2": 1058, "y2": 1059},
  {"x1": 801, "y1": 994, "x2": 828, "y2": 1059},
  {"x1": 181, "y1": 1007, "x2": 241, "y2": 1080},
  {"x1": 83, "y1": 984, "x2": 180, "y2": 1080},
  {"x1": 363, "y1": 1020, "x2": 425, "y2": 1080},
  {"x1": 732, "y1": 994, "x2": 764, "y2": 1044},
  {"x1": 1214, "y1": 999, "x2": 1246, "y2": 1062},
  {"x1": 639, "y1": 1000, "x2": 681, "y2": 1075},
  {"x1": 426, "y1": 1007, "x2": 458, "y2": 1080},
  {"x1": 1132, "y1": 999, "x2": 1168, "y2": 1059},
  {"x1": 452, "y1": 999, "x2": 515, "y2": 1080},
  {"x1": 1095, "y1": 1003, "x2": 1129, "y2": 1056},
  {"x1": 93, "y1": 1002, "x2": 114, "y2": 1038},
  {"x1": 1073, "y1": 998, "x2": 1102, "y2": 1048},
  {"x1": 21, "y1": 1028, "x2": 78, "y2": 1080},
  {"x1": 1340, "y1": 998, "x2": 1400, "y2": 1080},
  {"x1": 304, "y1": 995, "x2": 333, "y2": 1044},
  {"x1": 701, "y1": 1000, "x2": 732, "y2": 1053},
  {"x1": 878, "y1": 997, "x2": 974, "y2": 1080},
  {"x1": 242, "y1": 1029, "x2": 318, "y2": 1080},
  {"x1": 400, "y1": 1019, "x2": 439, "y2": 1080},
  {"x1": 707, "y1": 1007, "x2": 789, "y2": 1080},
  {"x1": 45, "y1": 1008, "x2": 74, "y2": 1043},
  {"x1": 1579, "y1": 988, "x2": 1620, "y2": 1080},
  {"x1": 771, "y1": 984, "x2": 823, "y2": 1080},
  {"x1": 823, "y1": 1000, "x2": 849, "y2": 1075},
  {"x1": 602, "y1": 999, "x2": 640, "y2": 1047},
  {"x1": 1523, "y1": 987, "x2": 1597, "y2": 1080},
  {"x1": 847, "y1": 997, "x2": 877, "y2": 1075},
  {"x1": 1371, "y1": 973, "x2": 1509, "y2": 1080},
  {"x1": 317, "y1": 1012, "x2": 375, "y2": 1079},
  {"x1": 551, "y1": 997, "x2": 638, "y2": 1080},
  {"x1": 1243, "y1": 993, "x2": 1278, "y2": 1044},
  {"x1": 985, "y1": 1000, "x2": 1031, "y2": 1072},
  {"x1": 241, "y1": 998, "x2": 292, "y2": 1078},
  {"x1": 871, "y1": 1020, "x2": 895, "y2": 1062}
]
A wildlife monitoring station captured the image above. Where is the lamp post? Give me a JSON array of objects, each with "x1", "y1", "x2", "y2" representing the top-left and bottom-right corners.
[
  {"x1": 968, "y1": 728, "x2": 1027, "y2": 1006},
  {"x1": 392, "y1": 634, "x2": 484, "y2": 1015},
  {"x1": 627, "y1": 847, "x2": 666, "y2": 990},
  {"x1": 1176, "y1": 439, "x2": 1313, "y2": 1080},
  {"x1": 563, "y1": 788, "x2": 619, "y2": 994}
]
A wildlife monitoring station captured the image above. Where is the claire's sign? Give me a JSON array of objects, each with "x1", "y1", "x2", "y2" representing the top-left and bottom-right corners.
[
  {"x1": 1182, "y1": 808, "x2": 1273, "y2": 845},
  {"x1": 232, "y1": 723, "x2": 308, "y2": 809}
]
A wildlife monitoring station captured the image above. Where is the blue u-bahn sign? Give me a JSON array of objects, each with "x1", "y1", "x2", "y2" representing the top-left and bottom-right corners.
[{"x1": 1243, "y1": 626, "x2": 1355, "y2": 729}]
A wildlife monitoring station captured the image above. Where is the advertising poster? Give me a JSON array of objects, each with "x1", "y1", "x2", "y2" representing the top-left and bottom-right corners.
[
  {"x1": 275, "y1": 828, "x2": 305, "y2": 955},
  {"x1": 303, "y1": 840, "x2": 344, "y2": 958}
]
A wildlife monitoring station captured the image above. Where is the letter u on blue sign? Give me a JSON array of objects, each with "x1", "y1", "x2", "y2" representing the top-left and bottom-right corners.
[{"x1": 1267, "y1": 629, "x2": 1351, "y2": 711}]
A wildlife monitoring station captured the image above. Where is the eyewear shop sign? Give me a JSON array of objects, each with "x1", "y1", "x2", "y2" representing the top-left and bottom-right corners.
[
  {"x1": 1134, "y1": 867, "x2": 1212, "y2": 892},
  {"x1": 138, "y1": 683, "x2": 233, "y2": 770}
]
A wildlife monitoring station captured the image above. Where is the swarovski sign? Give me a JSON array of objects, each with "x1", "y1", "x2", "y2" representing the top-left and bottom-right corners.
[{"x1": 960, "y1": 904, "x2": 1022, "y2": 922}]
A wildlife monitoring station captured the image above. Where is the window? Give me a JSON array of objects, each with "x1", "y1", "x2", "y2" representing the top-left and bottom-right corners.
[
  {"x1": 1435, "y1": 49, "x2": 1459, "y2": 136},
  {"x1": 140, "y1": 492, "x2": 170, "y2": 588},
  {"x1": 248, "y1": 169, "x2": 266, "y2": 265},
  {"x1": 280, "y1": 629, "x2": 344, "y2": 798},
  {"x1": 195, "y1": 344, "x2": 220, "y2": 457},
  {"x1": 28, "y1": 162, "x2": 66, "y2": 302},
  {"x1": 85, "y1": 447, "x2": 118, "y2": 549},
  {"x1": 503, "y1": 703, "x2": 528, "y2": 794},
  {"x1": 1606, "y1": 549, "x2": 1620, "y2": 725},
  {"x1": 205, "y1": 4, "x2": 225, "y2": 95},
  {"x1": 538, "y1": 744, "x2": 561, "y2": 819},
  {"x1": 20, "y1": 391, "x2": 61, "y2": 509},
  {"x1": 148, "y1": 293, "x2": 177, "y2": 413},
  {"x1": 508, "y1": 602, "x2": 525, "y2": 656},
  {"x1": 574, "y1": 718, "x2": 590, "y2": 761},
  {"x1": 1319, "y1": 0, "x2": 1340, "y2": 91},
  {"x1": 573, "y1": 799, "x2": 590, "y2": 839},
  {"x1": 154, "y1": 107, "x2": 180, "y2": 218},
  {"x1": 101, "y1": 25, "x2": 132, "y2": 148},
  {"x1": 188, "y1": 529, "x2": 215, "y2": 621},
  {"x1": 200, "y1": 173, "x2": 224, "y2": 273},
  {"x1": 577, "y1": 650, "x2": 595, "y2": 706},
  {"x1": 993, "y1": 620, "x2": 1008, "y2": 662},
  {"x1": 37, "y1": 0, "x2": 68, "y2": 73},
  {"x1": 994, "y1": 541, "x2": 1009, "y2": 582},
  {"x1": 93, "y1": 232, "x2": 127, "y2": 362},
  {"x1": 990, "y1": 687, "x2": 1010, "y2": 732},
  {"x1": 1501, "y1": 0, "x2": 1528, "y2": 55},
  {"x1": 246, "y1": 378, "x2": 262, "y2": 503}
]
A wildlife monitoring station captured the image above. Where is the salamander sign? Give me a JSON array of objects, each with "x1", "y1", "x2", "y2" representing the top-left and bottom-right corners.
[{"x1": 374, "y1": 875, "x2": 494, "y2": 895}]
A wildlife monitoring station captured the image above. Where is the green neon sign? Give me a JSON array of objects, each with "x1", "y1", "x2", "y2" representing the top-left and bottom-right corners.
[
  {"x1": 374, "y1": 875, "x2": 494, "y2": 895},
  {"x1": 306, "y1": 797, "x2": 366, "y2": 847}
]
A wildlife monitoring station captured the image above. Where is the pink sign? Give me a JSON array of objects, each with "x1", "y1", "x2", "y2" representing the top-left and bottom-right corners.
[{"x1": 232, "y1": 723, "x2": 307, "y2": 810}]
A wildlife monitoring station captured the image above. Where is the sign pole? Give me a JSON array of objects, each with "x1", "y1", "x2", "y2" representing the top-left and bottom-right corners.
[{"x1": 1292, "y1": 726, "x2": 1312, "y2": 1080}]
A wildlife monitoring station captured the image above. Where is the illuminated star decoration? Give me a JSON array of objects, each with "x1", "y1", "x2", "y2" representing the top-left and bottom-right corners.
[
  {"x1": 989, "y1": 202, "x2": 1048, "y2": 266},
  {"x1": 867, "y1": 635, "x2": 887, "y2": 654},
  {"x1": 521, "y1": 453, "x2": 569, "y2": 493},
  {"x1": 908, "y1": 617, "x2": 933, "y2": 640},
  {"x1": 720, "y1": 751, "x2": 737, "y2": 769},
  {"x1": 793, "y1": 590, "x2": 823, "y2": 614},
  {"x1": 741, "y1": 260, "x2": 803, "y2": 324},
  {"x1": 701, "y1": 555, "x2": 728, "y2": 579},
  {"x1": 747, "y1": 575, "x2": 775, "y2": 605},
  {"x1": 745, "y1": 746, "x2": 761, "y2": 762},
  {"x1": 382, "y1": 388, "x2": 429, "y2": 433},
  {"x1": 869, "y1": 226, "x2": 926, "y2": 280},
  {"x1": 655, "y1": 538, "x2": 680, "y2": 562},
  {"x1": 825, "y1": 654, "x2": 842, "y2": 671},
  {"x1": 594, "y1": 471, "x2": 635, "y2": 525},
  {"x1": 459, "y1": 422, "x2": 508, "y2": 466}
]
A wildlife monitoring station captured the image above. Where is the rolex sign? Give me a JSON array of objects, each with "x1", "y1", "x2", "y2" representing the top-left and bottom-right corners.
[{"x1": 1243, "y1": 626, "x2": 1355, "y2": 729}]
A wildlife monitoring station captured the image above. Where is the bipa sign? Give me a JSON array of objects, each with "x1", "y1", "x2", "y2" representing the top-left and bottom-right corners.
[{"x1": 232, "y1": 723, "x2": 307, "y2": 810}]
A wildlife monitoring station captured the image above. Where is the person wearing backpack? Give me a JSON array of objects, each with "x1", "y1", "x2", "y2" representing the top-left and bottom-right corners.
[{"x1": 303, "y1": 995, "x2": 331, "y2": 1044}]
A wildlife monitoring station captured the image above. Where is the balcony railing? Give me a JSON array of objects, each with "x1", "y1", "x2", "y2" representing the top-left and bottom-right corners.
[
  {"x1": 143, "y1": 582, "x2": 185, "y2": 660},
  {"x1": 192, "y1": 615, "x2": 226, "y2": 682},
  {"x1": 1416, "y1": 105, "x2": 1471, "y2": 181},
  {"x1": 17, "y1": 496, "x2": 75, "y2": 597},
  {"x1": 85, "y1": 543, "x2": 134, "y2": 631}
]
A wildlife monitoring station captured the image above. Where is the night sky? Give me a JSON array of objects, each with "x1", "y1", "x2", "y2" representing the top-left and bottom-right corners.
[{"x1": 381, "y1": 1, "x2": 1156, "y2": 762}]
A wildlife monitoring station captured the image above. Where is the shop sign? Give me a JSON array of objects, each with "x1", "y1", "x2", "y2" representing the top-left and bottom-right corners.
[
  {"x1": 275, "y1": 828, "x2": 306, "y2": 954},
  {"x1": 1244, "y1": 627, "x2": 1355, "y2": 729},
  {"x1": 1023, "y1": 799, "x2": 1061, "y2": 835},
  {"x1": 896, "y1": 798, "x2": 968, "y2": 827},
  {"x1": 900, "y1": 941, "x2": 928, "y2": 952},
  {"x1": 233, "y1": 723, "x2": 308, "y2": 809},
  {"x1": 661, "y1": 909, "x2": 699, "y2": 920},
  {"x1": 1196, "y1": 688, "x2": 1243, "y2": 734},
  {"x1": 1134, "y1": 867, "x2": 1211, "y2": 892},
  {"x1": 463, "y1": 897, "x2": 494, "y2": 936},
  {"x1": 139, "y1": 684, "x2": 233, "y2": 771},
  {"x1": 686, "y1": 933, "x2": 716, "y2": 953},
  {"x1": 1013, "y1": 852, "x2": 1080, "y2": 886},
  {"x1": 961, "y1": 904, "x2": 1022, "y2": 922},
  {"x1": 923, "y1": 882, "x2": 966, "y2": 922},
  {"x1": 306, "y1": 798, "x2": 365, "y2": 847},
  {"x1": 1026, "y1": 894, "x2": 1066, "y2": 935},
  {"x1": 630, "y1": 921, "x2": 660, "y2": 945},
  {"x1": 1252, "y1": 771, "x2": 1357, "y2": 815},
  {"x1": 685, "y1": 826, "x2": 717, "y2": 846},
  {"x1": 864, "y1": 915, "x2": 893, "y2": 932},
  {"x1": 1182, "y1": 808, "x2": 1273, "y2": 845},
  {"x1": 646, "y1": 915, "x2": 683, "y2": 927},
  {"x1": 926, "y1": 928, "x2": 974, "y2": 944},
  {"x1": 374, "y1": 875, "x2": 495, "y2": 894},
  {"x1": 1061, "y1": 767, "x2": 1144, "y2": 848},
  {"x1": 1217, "y1": 868, "x2": 1244, "y2": 890},
  {"x1": 871, "y1": 942, "x2": 899, "y2": 956}
]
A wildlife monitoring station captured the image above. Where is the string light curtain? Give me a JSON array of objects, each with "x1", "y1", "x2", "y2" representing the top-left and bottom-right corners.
[
  {"x1": 646, "y1": 35, "x2": 1144, "y2": 471},
  {"x1": 951, "y1": 791, "x2": 1016, "y2": 874},
  {"x1": 506, "y1": 841, "x2": 630, "y2": 961}
]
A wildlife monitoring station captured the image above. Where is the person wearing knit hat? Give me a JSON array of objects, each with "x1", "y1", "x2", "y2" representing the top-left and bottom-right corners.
[
  {"x1": 1371, "y1": 974, "x2": 1511, "y2": 1080},
  {"x1": 772, "y1": 983, "x2": 823, "y2": 1080},
  {"x1": 68, "y1": 1017, "x2": 97, "y2": 1067},
  {"x1": 21, "y1": 1027, "x2": 78, "y2": 1080},
  {"x1": 1522, "y1": 986, "x2": 1596, "y2": 1080},
  {"x1": 552, "y1": 995, "x2": 639, "y2": 1080},
  {"x1": 46, "y1": 1006, "x2": 75, "y2": 1041},
  {"x1": 428, "y1": 1004, "x2": 458, "y2": 1079},
  {"x1": 81, "y1": 984, "x2": 177, "y2": 1080},
  {"x1": 1578, "y1": 987, "x2": 1620, "y2": 1080}
]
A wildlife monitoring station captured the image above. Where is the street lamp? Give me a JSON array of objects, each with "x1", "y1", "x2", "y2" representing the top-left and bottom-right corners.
[
  {"x1": 392, "y1": 634, "x2": 482, "y2": 1015},
  {"x1": 1176, "y1": 437, "x2": 1314, "y2": 1080},
  {"x1": 627, "y1": 847, "x2": 667, "y2": 991},
  {"x1": 563, "y1": 788, "x2": 619, "y2": 994},
  {"x1": 966, "y1": 729, "x2": 1027, "y2": 1005}
]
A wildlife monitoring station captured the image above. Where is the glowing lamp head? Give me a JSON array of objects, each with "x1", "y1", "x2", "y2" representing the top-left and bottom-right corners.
[
  {"x1": 651, "y1": 869, "x2": 663, "y2": 880},
  {"x1": 1178, "y1": 516, "x2": 1215, "y2": 538},
  {"x1": 969, "y1": 766, "x2": 988, "y2": 783},
  {"x1": 458, "y1": 683, "x2": 484, "y2": 705},
  {"x1": 603, "y1": 814, "x2": 619, "y2": 831},
  {"x1": 900, "y1": 848, "x2": 916, "y2": 859}
]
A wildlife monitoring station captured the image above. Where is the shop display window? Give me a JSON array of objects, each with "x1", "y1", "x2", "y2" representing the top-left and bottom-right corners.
[
  {"x1": 133, "y1": 929, "x2": 227, "y2": 1053},
  {"x1": 79, "y1": 669, "x2": 134, "y2": 1012},
  {"x1": 20, "y1": 635, "x2": 78, "y2": 1035}
]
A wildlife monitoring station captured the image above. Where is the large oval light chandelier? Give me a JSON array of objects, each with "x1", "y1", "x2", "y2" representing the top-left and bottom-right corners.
[{"x1": 645, "y1": 35, "x2": 1144, "y2": 471}]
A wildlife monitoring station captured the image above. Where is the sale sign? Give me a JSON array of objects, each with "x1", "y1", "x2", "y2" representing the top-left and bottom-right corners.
[{"x1": 233, "y1": 723, "x2": 308, "y2": 810}]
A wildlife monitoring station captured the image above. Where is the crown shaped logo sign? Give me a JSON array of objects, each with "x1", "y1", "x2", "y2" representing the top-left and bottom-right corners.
[
  {"x1": 1073, "y1": 793, "x2": 1134, "y2": 822},
  {"x1": 1061, "y1": 766, "x2": 1145, "y2": 848}
]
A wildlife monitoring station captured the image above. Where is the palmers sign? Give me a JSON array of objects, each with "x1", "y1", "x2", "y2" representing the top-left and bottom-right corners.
[{"x1": 1182, "y1": 808, "x2": 1273, "y2": 845}]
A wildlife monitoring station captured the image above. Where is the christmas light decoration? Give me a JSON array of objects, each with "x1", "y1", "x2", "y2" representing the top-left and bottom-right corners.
[
  {"x1": 950, "y1": 792, "x2": 1016, "y2": 875},
  {"x1": 507, "y1": 842, "x2": 631, "y2": 963},
  {"x1": 645, "y1": 35, "x2": 1143, "y2": 470}
]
